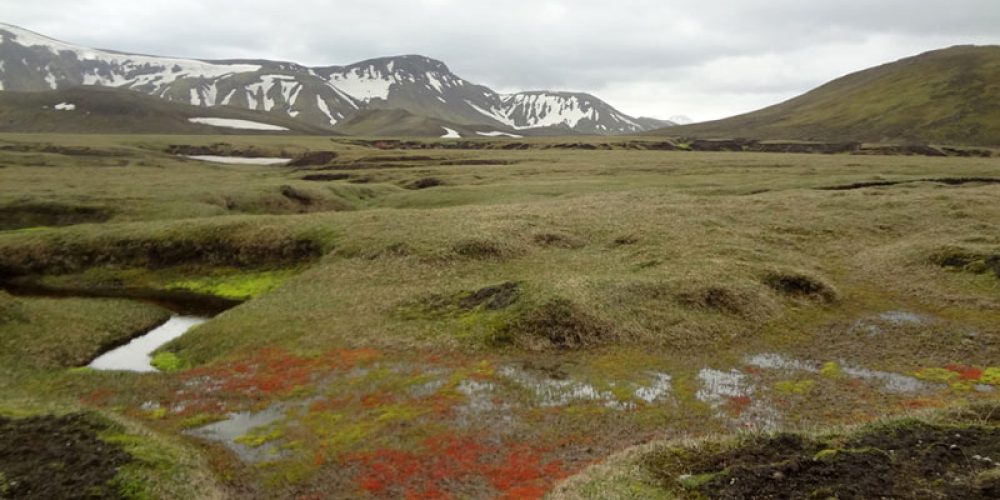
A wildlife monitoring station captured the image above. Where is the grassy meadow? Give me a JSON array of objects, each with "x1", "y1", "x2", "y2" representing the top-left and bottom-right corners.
[{"x1": 1, "y1": 133, "x2": 999, "y2": 498}]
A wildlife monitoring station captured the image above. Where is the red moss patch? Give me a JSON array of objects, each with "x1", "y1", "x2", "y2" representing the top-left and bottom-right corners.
[{"x1": 347, "y1": 435, "x2": 570, "y2": 499}]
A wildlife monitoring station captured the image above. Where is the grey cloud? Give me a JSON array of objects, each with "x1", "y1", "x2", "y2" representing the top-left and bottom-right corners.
[{"x1": 2, "y1": 0, "x2": 998, "y2": 120}]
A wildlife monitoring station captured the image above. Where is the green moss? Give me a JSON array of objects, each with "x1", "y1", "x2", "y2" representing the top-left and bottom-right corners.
[
  {"x1": 150, "y1": 352, "x2": 185, "y2": 372},
  {"x1": 820, "y1": 362, "x2": 843, "y2": 378},
  {"x1": 813, "y1": 448, "x2": 841, "y2": 461},
  {"x1": 235, "y1": 427, "x2": 285, "y2": 448},
  {"x1": 678, "y1": 472, "x2": 717, "y2": 489},
  {"x1": 914, "y1": 367, "x2": 959, "y2": 384},
  {"x1": 168, "y1": 269, "x2": 296, "y2": 300},
  {"x1": 775, "y1": 379, "x2": 816, "y2": 395},
  {"x1": 982, "y1": 367, "x2": 1000, "y2": 385}
]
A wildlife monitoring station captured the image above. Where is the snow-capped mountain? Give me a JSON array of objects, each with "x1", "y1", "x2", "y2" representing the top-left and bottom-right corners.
[{"x1": 0, "y1": 23, "x2": 665, "y2": 135}]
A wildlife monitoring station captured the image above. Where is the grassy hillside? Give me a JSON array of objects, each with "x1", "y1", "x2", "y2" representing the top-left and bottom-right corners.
[
  {"x1": 652, "y1": 45, "x2": 1000, "y2": 146},
  {"x1": 0, "y1": 87, "x2": 336, "y2": 135}
]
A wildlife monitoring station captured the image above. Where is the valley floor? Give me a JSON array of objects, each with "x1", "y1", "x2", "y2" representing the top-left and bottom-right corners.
[{"x1": 1, "y1": 134, "x2": 999, "y2": 498}]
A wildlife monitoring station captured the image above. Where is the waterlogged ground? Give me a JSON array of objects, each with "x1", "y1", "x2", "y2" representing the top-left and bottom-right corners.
[{"x1": 73, "y1": 335, "x2": 999, "y2": 498}]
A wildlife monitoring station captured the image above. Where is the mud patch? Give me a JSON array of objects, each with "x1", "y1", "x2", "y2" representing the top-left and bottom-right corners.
[
  {"x1": 458, "y1": 282, "x2": 521, "y2": 311},
  {"x1": 287, "y1": 151, "x2": 338, "y2": 167},
  {"x1": 300, "y1": 173, "x2": 351, "y2": 182},
  {"x1": 278, "y1": 185, "x2": 315, "y2": 205},
  {"x1": 820, "y1": 177, "x2": 1000, "y2": 191},
  {"x1": 406, "y1": 177, "x2": 444, "y2": 190},
  {"x1": 0, "y1": 413, "x2": 133, "y2": 499},
  {"x1": 645, "y1": 410, "x2": 1000, "y2": 499},
  {"x1": 763, "y1": 270, "x2": 838, "y2": 302}
]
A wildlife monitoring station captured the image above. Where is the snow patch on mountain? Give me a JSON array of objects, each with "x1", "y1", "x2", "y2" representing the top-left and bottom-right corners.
[
  {"x1": 317, "y1": 96, "x2": 339, "y2": 125},
  {"x1": 476, "y1": 131, "x2": 523, "y2": 138},
  {"x1": 441, "y1": 127, "x2": 461, "y2": 138},
  {"x1": 188, "y1": 117, "x2": 289, "y2": 131},
  {"x1": 328, "y1": 65, "x2": 395, "y2": 102}
]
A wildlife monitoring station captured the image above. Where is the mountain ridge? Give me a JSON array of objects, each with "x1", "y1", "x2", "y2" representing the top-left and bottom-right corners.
[{"x1": 0, "y1": 22, "x2": 668, "y2": 135}]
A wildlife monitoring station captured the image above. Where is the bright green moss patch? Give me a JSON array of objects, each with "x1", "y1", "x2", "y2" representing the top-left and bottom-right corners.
[
  {"x1": 775, "y1": 379, "x2": 817, "y2": 395},
  {"x1": 169, "y1": 269, "x2": 297, "y2": 300},
  {"x1": 982, "y1": 368, "x2": 1000, "y2": 385},
  {"x1": 150, "y1": 352, "x2": 186, "y2": 372}
]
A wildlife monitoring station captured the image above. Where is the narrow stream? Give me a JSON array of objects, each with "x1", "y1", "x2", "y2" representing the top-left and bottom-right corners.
[
  {"x1": 89, "y1": 315, "x2": 208, "y2": 372},
  {"x1": 4, "y1": 283, "x2": 234, "y2": 373}
]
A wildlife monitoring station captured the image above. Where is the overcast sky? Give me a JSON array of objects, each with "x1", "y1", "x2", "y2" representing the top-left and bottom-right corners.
[{"x1": 3, "y1": 0, "x2": 999, "y2": 121}]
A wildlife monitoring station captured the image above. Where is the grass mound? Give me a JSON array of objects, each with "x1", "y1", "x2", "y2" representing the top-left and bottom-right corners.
[
  {"x1": 642, "y1": 404, "x2": 1000, "y2": 499},
  {"x1": 930, "y1": 247, "x2": 1000, "y2": 279},
  {"x1": 451, "y1": 238, "x2": 518, "y2": 260},
  {"x1": 532, "y1": 232, "x2": 585, "y2": 249},
  {"x1": 498, "y1": 298, "x2": 618, "y2": 350},
  {"x1": 403, "y1": 282, "x2": 522, "y2": 317},
  {"x1": 763, "y1": 269, "x2": 839, "y2": 303},
  {"x1": 0, "y1": 218, "x2": 331, "y2": 277},
  {"x1": 677, "y1": 286, "x2": 762, "y2": 317},
  {"x1": 0, "y1": 202, "x2": 112, "y2": 231}
]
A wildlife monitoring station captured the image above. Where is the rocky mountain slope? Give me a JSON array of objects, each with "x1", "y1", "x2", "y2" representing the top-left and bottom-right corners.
[
  {"x1": 0, "y1": 87, "x2": 335, "y2": 134},
  {"x1": 0, "y1": 23, "x2": 669, "y2": 135}
]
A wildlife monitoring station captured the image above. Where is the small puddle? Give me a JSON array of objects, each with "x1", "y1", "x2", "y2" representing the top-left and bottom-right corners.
[
  {"x1": 89, "y1": 315, "x2": 208, "y2": 372},
  {"x1": 186, "y1": 405, "x2": 290, "y2": 462},
  {"x1": 182, "y1": 155, "x2": 291, "y2": 165}
]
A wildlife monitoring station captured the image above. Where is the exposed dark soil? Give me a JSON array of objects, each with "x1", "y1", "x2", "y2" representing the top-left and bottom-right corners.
[
  {"x1": 763, "y1": 270, "x2": 838, "y2": 302},
  {"x1": 645, "y1": 415, "x2": 1000, "y2": 500},
  {"x1": 300, "y1": 173, "x2": 351, "y2": 182},
  {"x1": 819, "y1": 177, "x2": 1000, "y2": 191},
  {"x1": 407, "y1": 177, "x2": 444, "y2": 190},
  {"x1": 0, "y1": 144, "x2": 127, "y2": 157},
  {"x1": 338, "y1": 138, "x2": 993, "y2": 157},
  {"x1": 451, "y1": 239, "x2": 510, "y2": 260},
  {"x1": 404, "y1": 282, "x2": 521, "y2": 317},
  {"x1": 166, "y1": 143, "x2": 288, "y2": 158},
  {"x1": 437, "y1": 159, "x2": 518, "y2": 166},
  {"x1": 278, "y1": 185, "x2": 314, "y2": 205},
  {"x1": 0, "y1": 203, "x2": 112, "y2": 231},
  {"x1": 0, "y1": 413, "x2": 133, "y2": 500},
  {"x1": 4, "y1": 281, "x2": 240, "y2": 316},
  {"x1": 458, "y1": 282, "x2": 521, "y2": 311},
  {"x1": 287, "y1": 151, "x2": 338, "y2": 167}
]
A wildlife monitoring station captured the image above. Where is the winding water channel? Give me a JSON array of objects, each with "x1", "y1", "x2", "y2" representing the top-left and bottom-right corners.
[{"x1": 89, "y1": 315, "x2": 208, "y2": 372}]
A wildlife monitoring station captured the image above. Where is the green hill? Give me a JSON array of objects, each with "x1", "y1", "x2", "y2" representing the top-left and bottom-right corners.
[
  {"x1": 0, "y1": 87, "x2": 335, "y2": 135},
  {"x1": 650, "y1": 45, "x2": 1000, "y2": 146}
]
